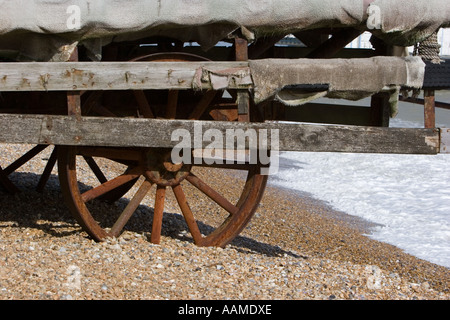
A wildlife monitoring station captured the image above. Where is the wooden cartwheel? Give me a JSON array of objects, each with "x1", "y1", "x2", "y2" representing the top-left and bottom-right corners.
[{"x1": 57, "y1": 52, "x2": 268, "y2": 247}]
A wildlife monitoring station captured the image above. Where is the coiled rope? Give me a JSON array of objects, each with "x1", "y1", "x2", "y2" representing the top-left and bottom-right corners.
[{"x1": 414, "y1": 31, "x2": 442, "y2": 64}]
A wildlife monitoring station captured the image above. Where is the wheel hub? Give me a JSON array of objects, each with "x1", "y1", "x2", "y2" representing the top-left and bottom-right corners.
[{"x1": 144, "y1": 148, "x2": 191, "y2": 186}]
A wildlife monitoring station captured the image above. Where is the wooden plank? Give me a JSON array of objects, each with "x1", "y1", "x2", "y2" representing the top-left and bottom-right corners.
[
  {"x1": 0, "y1": 114, "x2": 440, "y2": 154},
  {"x1": 399, "y1": 96, "x2": 450, "y2": 110},
  {"x1": 0, "y1": 61, "x2": 251, "y2": 92},
  {"x1": 440, "y1": 128, "x2": 450, "y2": 153},
  {"x1": 277, "y1": 123, "x2": 439, "y2": 154}
]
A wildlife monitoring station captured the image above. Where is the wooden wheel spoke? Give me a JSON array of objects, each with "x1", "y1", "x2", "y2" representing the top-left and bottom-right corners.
[
  {"x1": 3, "y1": 144, "x2": 48, "y2": 175},
  {"x1": 109, "y1": 179, "x2": 153, "y2": 237},
  {"x1": 83, "y1": 156, "x2": 107, "y2": 184},
  {"x1": 150, "y1": 185, "x2": 166, "y2": 244},
  {"x1": 186, "y1": 173, "x2": 238, "y2": 216},
  {"x1": 188, "y1": 90, "x2": 218, "y2": 120},
  {"x1": 36, "y1": 146, "x2": 58, "y2": 192},
  {"x1": 93, "y1": 104, "x2": 117, "y2": 117},
  {"x1": 82, "y1": 91, "x2": 103, "y2": 116},
  {"x1": 134, "y1": 90, "x2": 155, "y2": 118},
  {"x1": 83, "y1": 91, "x2": 117, "y2": 118},
  {"x1": 81, "y1": 166, "x2": 143, "y2": 202},
  {"x1": 172, "y1": 184, "x2": 204, "y2": 245}
]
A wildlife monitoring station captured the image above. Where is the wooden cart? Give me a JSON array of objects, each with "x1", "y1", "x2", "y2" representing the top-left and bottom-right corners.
[{"x1": 0, "y1": 1, "x2": 449, "y2": 247}]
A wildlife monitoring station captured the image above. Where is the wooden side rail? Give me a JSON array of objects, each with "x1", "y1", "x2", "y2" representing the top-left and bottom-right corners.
[{"x1": 0, "y1": 114, "x2": 440, "y2": 155}]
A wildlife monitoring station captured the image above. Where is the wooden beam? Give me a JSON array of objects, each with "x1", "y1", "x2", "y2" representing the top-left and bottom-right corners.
[
  {"x1": 248, "y1": 35, "x2": 285, "y2": 59},
  {"x1": 399, "y1": 96, "x2": 450, "y2": 110},
  {"x1": 234, "y1": 37, "x2": 248, "y2": 62},
  {"x1": 182, "y1": 45, "x2": 377, "y2": 60},
  {"x1": 0, "y1": 61, "x2": 252, "y2": 92},
  {"x1": 306, "y1": 29, "x2": 364, "y2": 59},
  {"x1": 424, "y1": 89, "x2": 436, "y2": 128},
  {"x1": 0, "y1": 114, "x2": 439, "y2": 154},
  {"x1": 369, "y1": 93, "x2": 390, "y2": 127}
]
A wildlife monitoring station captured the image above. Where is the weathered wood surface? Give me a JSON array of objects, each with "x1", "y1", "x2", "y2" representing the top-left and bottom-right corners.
[
  {"x1": 0, "y1": 61, "x2": 251, "y2": 91},
  {"x1": 0, "y1": 114, "x2": 440, "y2": 154}
]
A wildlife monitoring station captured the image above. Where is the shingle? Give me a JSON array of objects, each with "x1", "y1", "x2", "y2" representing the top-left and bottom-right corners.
[{"x1": 423, "y1": 59, "x2": 450, "y2": 89}]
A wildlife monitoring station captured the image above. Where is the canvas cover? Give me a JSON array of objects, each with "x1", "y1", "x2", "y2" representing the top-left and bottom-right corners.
[
  {"x1": 249, "y1": 56, "x2": 425, "y2": 105},
  {"x1": 0, "y1": 0, "x2": 449, "y2": 61}
]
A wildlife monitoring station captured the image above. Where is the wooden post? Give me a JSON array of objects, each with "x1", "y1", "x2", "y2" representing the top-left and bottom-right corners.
[
  {"x1": 369, "y1": 93, "x2": 390, "y2": 127},
  {"x1": 237, "y1": 90, "x2": 250, "y2": 122},
  {"x1": 234, "y1": 37, "x2": 248, "y2": 62},
  {"x1": 235, "y1": 36, "x2": 250, "y2": 122},
  {"x1": 67, "y1": 47, "x2": 82, "y2": 121},
  {"x1": 424, "y1": 89, "x2": 436, "y2": 128},
  {"x1": 67, "y1": 91, "x2": 82, "y2": 120}
]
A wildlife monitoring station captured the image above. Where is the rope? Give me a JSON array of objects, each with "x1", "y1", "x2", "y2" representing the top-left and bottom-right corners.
[{"x1": 414, "y1": 31, "x2": 442, "y2": 64}]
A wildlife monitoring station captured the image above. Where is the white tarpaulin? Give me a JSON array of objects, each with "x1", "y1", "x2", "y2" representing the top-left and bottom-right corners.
[
  {"x1": 0, "y1": 0, "x2": 449, "y2": 61},
  {"x1": 249, "y1": 56, "x2": 425, "y2": 104}
]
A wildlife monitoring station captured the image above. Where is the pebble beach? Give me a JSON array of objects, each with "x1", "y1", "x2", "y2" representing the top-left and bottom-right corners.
[{"x1": 0, "y1": 144, "x2": 449, "y2": 300}]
